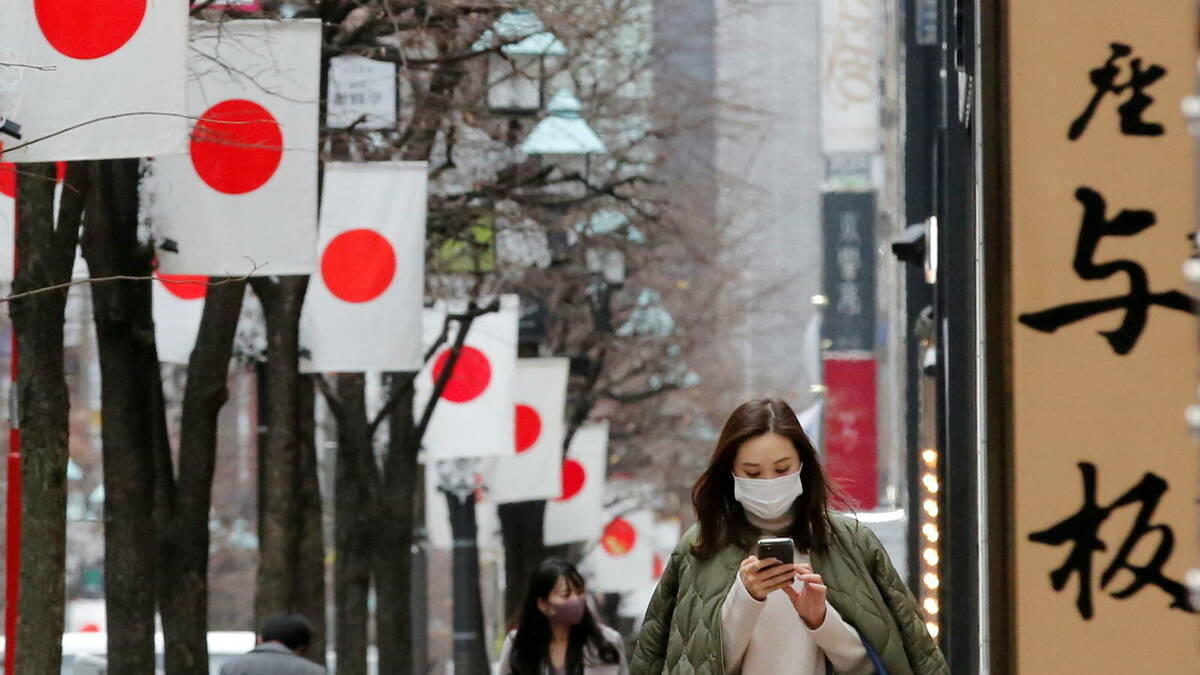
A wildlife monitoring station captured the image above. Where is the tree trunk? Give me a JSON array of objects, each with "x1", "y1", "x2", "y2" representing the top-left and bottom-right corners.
[
  {"x1": 293, "y1": 374, "x2": 327, "y2": 663},
  {"x1": 80, "y1": 158, "x2": 158, "y2": 675},
  {"x1": 497, "y1": 500, "x2": 547, "y2": 620},
  {"x1": 251, "y1": 276, "x2": 318, "y2": 627},
  {"x1": 157, "y1": 279, "x2": 246, "y2": 675},
  {"x1": 334, "y1": 373, "x2": 376, "y2": 675},
  {"x1": 374, "y1": 374, "x2": 417, "y2": 675},
  {"x1": 11, "y1": 161, "x2": 87, "y2": 675}
]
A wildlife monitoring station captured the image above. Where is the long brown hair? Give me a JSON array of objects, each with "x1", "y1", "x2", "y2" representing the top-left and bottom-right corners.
[{"x1": 691, "y1": 398, "x2": 842, "y2": 559}]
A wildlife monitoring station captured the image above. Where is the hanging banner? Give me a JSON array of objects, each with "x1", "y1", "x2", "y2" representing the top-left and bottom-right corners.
[
  {"x1": 821, "y1": 191, "x2": 878, "y2": 510},
  {"x1": 821, "y1": 192, "x2": 877, "y2": 352},
  {"x1": 820, "y1": 0, "x2": 881, "y2": 155},
  {"x1": 1007, "y1": 1, "x2": 1200, "y2": 669},
  {"x1": 0, "y1": 0, "x2": 188, "y2": 162},
  {"x1": 300, "y1": 162, "x2": 426, "y2": 373},
  {"x1": 581, "y1": 509, "x2": 655, "y2": 594},
  {"x1": 147, "y1": 20, "x2": 320, "y2": 277},
  {"x1": 152, "y1": 272, "x2": 208, "y2": 364},
  {"x1": 416, "y1": 294, "x2": 519, "y2": 459},
  {"x1": 482, "y1": 358, "x2": 569, "y2": 503},
  {"x1": 544, "y1": 422, "x2": 608, "y2": 546}
]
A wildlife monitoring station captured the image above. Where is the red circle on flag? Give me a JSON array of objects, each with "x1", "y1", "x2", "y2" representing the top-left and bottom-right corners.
[
  {"x1": 36, "y1": 0, "x2": 146, "y2": 60},
  {"x1": 190, "y1": 100, "x2": 283, "y2": 194},
  {"x1": 156, "y1": 272, "x2": 208, "y2": 301},
  {"x1": 515, "y1": 404, "x2": 542, "y2": 453},
  {"x1": 602, "y1": 517, "x2": 637, "y2": 556},
  {"x1": 432, "y1": 346, "x2": 492, "y2": 403},
  {"x1": 321, "y1": 229, "x2": 396, "y2": 303},
  {"x1": 556, "y1": 459, "x2": 586, "y2": 502}
]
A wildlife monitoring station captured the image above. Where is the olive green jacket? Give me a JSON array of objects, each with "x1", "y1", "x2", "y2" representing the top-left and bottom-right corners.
[{"x1": 630, "y1": 514, "x2": 949, "y2": 675}]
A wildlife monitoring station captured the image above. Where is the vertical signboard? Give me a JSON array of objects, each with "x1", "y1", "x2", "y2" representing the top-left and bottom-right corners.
[
  {"x1": 1008, "y1": 2, "x2": 1200, "y2": 669},
  {"x1": 821, "y1": 0, "x2": 881, "y2": 155},
  {"x1": 822, "y1": 191, "x2": 878, "y2": 509}
]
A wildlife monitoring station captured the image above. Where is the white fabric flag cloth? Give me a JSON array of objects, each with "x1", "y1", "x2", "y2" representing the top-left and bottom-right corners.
[
  {"x1": 543, "y1": 422, "x2": 608, "y2": 546},
  {"x1": 423, "y1": 459, "x2": 501, "y2": 550},
  {"x1": 482, "y1": 358, "x2": 568, "y2": 503},
  {"x1": 580, "y1": 509, "x2": 655, "y2": 593},
  {"x1": 0, "y1": 0, "x2": 188, "y2": 162},
  {"x1": 416, "y1": 294, "x2": 518, "y2": 459},
  {"x1": 300, "y1": 162, "x2": 426, "y2": 373},
  {"x1": 147, "y1": 20, "x2": 320, "y2": 277},
  {"x1": 152, "y1": 272, "x2": 208, "y2": 364}
]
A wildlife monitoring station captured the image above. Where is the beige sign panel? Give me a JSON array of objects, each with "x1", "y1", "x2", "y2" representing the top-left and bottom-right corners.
[{"x1": 1008, "y1": 1, "x2": 1200, "y2": 671}]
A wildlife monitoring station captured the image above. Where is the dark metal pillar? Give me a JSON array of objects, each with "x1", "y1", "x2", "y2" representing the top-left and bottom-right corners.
[
  {"x1": 899, "y1": 0, "x2": 940, "y2": 592},
  {"x1": 936, "y1": 0, "x2": 982, "y2": 670},
  {"x1": 445, "y1": 485, "x2": 488, "y2": 674}
]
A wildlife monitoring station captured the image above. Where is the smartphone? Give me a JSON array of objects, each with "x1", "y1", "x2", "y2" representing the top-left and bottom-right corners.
[{"x1": 755, "y1": 537, "x2": 795, "y2": 566}]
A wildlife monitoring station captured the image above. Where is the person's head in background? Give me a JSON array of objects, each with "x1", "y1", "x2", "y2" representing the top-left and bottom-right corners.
[
  {"x1": 691, "y1": 398, "x2": 844, "y2": 559},
  {"x1": 260, "y1": 613, "x2": 314, "y2": 655},
  {"x1": 508, "y1": 558, "x2": 620, "y2": 674}
]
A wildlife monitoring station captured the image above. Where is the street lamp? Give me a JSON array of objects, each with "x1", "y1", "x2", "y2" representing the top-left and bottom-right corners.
[
  {"x1": 522, "y1": 88, "x2": 608, "y2": 158},
  {"x1": 475, "y1": 11, "x2": 568, "y2": 114}
]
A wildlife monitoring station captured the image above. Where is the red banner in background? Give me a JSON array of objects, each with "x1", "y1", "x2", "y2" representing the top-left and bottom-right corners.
[{"x1": 823, "y1": 355, "x2": 878, "y2": 510}]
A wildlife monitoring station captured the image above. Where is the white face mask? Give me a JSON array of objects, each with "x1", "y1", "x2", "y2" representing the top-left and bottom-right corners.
[{"x1": 732, "y1": 470, "x2": 804, "y2": 520}]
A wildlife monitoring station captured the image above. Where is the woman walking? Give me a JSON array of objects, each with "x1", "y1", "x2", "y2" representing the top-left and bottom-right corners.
[
  {"x1": 498, "y1": 558, "x2": 629, "y2": 675},
  {"x1": 631, "y1": 399, "x2": 948, "y2": 675}
]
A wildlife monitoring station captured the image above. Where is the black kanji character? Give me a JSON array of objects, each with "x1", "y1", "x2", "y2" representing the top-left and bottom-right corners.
[
  {"x1": 1017, "y1": 187, "x2": 1195, "y2": 354},
  {"x1": 1069, "y1": 43, "x2": 1166, "y2": 141},
  {"x1": 1029, "y1": 462, "x2": 1194, "y2": 620}
]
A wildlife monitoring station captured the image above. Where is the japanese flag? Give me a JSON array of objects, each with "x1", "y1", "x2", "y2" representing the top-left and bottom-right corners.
[
  {"x1": 544, "y1": 423, "x2": 608, "y2": 546},
  {"x1": 152, "y1": 272, "x2": 207, "y2": 364},
  {"x1": 580, "y1": 509, "x2": 655, "y2": 593},
  {"x1": 147, "y1": 20, "x2": 320, "y2": 277},
  {"x1": 300, "y1": 162, "x2": 426, "y2": 373},
  {"x1": 481, "y1": 358, "x2": 568, "y2": 503},
  {"x1": 0, "y1": 0, "x2": 188, "y2": 162},
  {"x1": 416, "y1": 295, "x2": 519, "y2": 459}
]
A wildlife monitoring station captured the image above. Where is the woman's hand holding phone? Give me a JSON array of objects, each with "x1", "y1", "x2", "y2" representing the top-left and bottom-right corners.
[
  {"x1": 738, "y1": 555, "x2": 796, "y2": 601},
  {"x1": 784, "y1": 563, "x2": 828, "y2": 629}
]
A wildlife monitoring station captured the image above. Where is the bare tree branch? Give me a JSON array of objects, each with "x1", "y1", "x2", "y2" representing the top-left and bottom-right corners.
[
  {"x1": 0, "y1": 61, "x2": 55, "y2": 71},
  {"x1": 0, "y1": 259, "x2": 263, "y2": 304}
]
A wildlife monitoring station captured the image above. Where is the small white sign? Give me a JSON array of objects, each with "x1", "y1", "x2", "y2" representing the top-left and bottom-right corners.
[{"x1": 326, "y1": 55, "x2": 398, "y2": 130}]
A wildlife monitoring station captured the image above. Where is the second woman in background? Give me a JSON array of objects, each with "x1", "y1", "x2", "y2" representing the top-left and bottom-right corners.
[{"x1": 498, "y1": 557, "x2": 629, "y2": 675}]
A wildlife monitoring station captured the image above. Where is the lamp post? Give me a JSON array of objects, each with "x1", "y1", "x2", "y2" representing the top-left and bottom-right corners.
[{"x1": 437, "y1": 457, "x2": 489, "y2": 674}]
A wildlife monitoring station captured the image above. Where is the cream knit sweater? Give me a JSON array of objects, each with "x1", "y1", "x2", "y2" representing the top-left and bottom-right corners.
[{"x1": 720, "y1": 512, "x2": 871, "y2": 675}]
